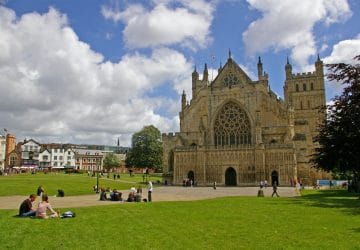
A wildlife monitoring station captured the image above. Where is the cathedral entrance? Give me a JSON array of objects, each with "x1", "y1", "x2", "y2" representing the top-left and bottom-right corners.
[
  {"x1": 187, "y1": 171, "x2": 195, "y2": 183},
  {"x1": 271, "y1": 171, "x2": 279, "y2": 185},
  {"x1": 225, "y1": 167, "x2": 237, "y2": 186}
]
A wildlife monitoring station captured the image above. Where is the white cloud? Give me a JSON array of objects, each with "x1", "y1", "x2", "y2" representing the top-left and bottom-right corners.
[
  {"x1": 243, "y1": 0, "x2": 352, "y2": 68},
  {"x1": 0, "y1": 6, "x2": 192, "y2": 146},
  {"x1": 101, "y1": 0, "x2": 215, "y2": 49},
  {"x1": 322, "y1": 34, "x2": 360, "y2": 98}
]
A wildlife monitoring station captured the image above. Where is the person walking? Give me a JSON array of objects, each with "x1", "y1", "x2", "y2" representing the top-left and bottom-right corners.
[
  {"x1": 147, "y1": 181, "x2": 153, "y2": 202},
  {"x1": 271, "y1": 181, "x2": 279, "y2": 197}
]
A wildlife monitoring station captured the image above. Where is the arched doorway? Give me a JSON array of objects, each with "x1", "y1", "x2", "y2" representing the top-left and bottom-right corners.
[
  {"x1": 225, "y1": 167, "x2": 237, "y2": 186},
  {"x1": 271, "y1": 171, "x2": 279, "y2": 186},
  {"x1": 187, "y1": 171, "x2": 195, "y2": 182}
]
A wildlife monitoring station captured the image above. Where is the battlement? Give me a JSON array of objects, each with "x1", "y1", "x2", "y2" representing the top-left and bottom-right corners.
[{"x1": 292, "y1": 71, "x2": 316, "y2": 78}]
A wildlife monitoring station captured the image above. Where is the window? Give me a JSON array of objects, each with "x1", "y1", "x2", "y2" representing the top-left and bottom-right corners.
[
  {"x1": 43, "y1": 156, "x2": 48, "y2": 161},
  {"x1": 311, "y1": 82, "x2": 314, "y2": 90},
  {"x1": 295, "y1": 84, "x2": 299, "y2": 92},
  {"x1": 67, "y1": 156, "x2": 71, "y2": 160},
  {"x1": 214, "y1": 101, "x2": 251, "y2": 146},
  {"x1": 54, "y1": 149, "x2": 58, "y2": 153},
  {"x1": 59, "y1": 156, "x2": 63, "y2": 161},
  {"x1": 300, "y1": 101, "x2": 303, "y2": 110},
  {"x1": 303, "y1": 83, "x2": 307, "y2": 91},
  {"x1": 54, "y1": 156, "x2": 57, "y2": 160},
  {"x1": 54, "y1": 162, "x2": 58, "y2": 166}
]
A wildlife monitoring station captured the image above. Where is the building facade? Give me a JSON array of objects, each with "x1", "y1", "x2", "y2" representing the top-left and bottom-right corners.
[
  {"x1": 0, "y1": 135, "x2": 6, "y2": 170},
  {"x1": 74, "y1": 149, "x2": 104, "y2": 171},
  {"x1": 162, "y1": 53, "x2": 328, "y2": 186}
]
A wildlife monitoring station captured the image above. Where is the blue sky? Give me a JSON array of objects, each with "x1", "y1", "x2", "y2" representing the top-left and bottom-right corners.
[{"x1": 0, "y1": 0, "x2": 359, "y2": 146}]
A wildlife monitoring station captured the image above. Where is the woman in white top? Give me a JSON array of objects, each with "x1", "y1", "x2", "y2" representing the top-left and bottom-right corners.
[{"x1": 36, "y1": 194, "x2": 58, "y2": 219}]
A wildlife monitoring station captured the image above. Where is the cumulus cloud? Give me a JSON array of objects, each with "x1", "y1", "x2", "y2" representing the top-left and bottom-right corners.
[
  {"x1": 0, "y1": 6, "x2": 192, "y2": 145},
  {"x1": 243, "y1": 0, "x2": 352, "y2": 68},
  {"x1": 101, "y1": 0, "x2": 215, "y2": 49},
  {"x1": 322, "y1": 34, "x2": 360, "y2": 98}
]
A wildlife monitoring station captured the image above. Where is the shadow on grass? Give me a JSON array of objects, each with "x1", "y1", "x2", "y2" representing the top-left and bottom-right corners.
[{"x1": 288, "y1": 189, "x2": 360, "y2": 216}]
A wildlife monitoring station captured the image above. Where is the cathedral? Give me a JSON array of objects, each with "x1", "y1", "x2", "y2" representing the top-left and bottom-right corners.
[{"x1": 162, "y1": 52, "x2": 328, "y2": 186}]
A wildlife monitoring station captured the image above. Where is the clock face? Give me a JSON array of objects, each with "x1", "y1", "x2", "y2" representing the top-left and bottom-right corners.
[{"x1": 222, "y1": 73, "x2": 238, "y2": 87}]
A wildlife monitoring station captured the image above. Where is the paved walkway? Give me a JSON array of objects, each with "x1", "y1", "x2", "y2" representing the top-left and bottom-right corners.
[{"x1": 0, "y1": 186, "x2": 299, "y2": 210}]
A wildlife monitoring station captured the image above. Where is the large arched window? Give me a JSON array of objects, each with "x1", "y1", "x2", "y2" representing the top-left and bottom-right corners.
[{"x1": 214, "y1": 102, "x2": 251, "y2": 146}]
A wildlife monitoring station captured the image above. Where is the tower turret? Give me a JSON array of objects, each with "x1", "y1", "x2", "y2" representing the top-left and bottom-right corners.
[
  {"x1": 181, "y1": 90, "x2": 186, "y2": 110},
  {"x1": 315, "y1": 54, "x2": 324, "y2": 77},
  {"x1": 257, "y1": 56, "x2": 263, "y2": 80},
  {"x1": 285, "y1": 57, "x2": 292, "y2": 79},
  {"x1": 192, "y1": 66, "x2": 199, "y2": 99}
]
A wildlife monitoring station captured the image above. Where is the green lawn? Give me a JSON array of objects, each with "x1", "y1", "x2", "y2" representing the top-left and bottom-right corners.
[
  {"x1": 0, "y1": 189, "x2": 359, "y2": 249},
  {"x1": 0, "y1": 172, "x2": 162, "y2": 196}
]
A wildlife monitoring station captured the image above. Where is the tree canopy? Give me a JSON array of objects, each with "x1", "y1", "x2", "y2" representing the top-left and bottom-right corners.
[
  {"x1": 312, "y1": 55, "x2": 360, "y2": 190},
  {"x1": 125, "y1": 125, "x2": 163, "y2": 171},
  {"x1": 103, "y1": 153, "x2": 120, "y2": 171}
]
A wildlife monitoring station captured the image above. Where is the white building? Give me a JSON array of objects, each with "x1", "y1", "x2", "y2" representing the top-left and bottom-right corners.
[
  {"x1": 49, "y1": 147, "x2": 76, "y2": 168},
  {"x1": 0, "y1": 135, "x2": 6, "y2": 170},
  {"x1": 38, "y1": 149, "x2": 51, "y2": 168},
  {"x1": 20, "y1": 139, "x2": 41, "y2": 168}
]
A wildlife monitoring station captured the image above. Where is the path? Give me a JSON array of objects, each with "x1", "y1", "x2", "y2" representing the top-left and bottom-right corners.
[{"x1": 0, "y1": 186, "x2": 299, "y2": 210}]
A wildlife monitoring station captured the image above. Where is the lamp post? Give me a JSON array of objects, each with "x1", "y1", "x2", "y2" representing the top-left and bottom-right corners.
[{"x1": 96, "y1": 171, "x2": 99, "y2": 193}]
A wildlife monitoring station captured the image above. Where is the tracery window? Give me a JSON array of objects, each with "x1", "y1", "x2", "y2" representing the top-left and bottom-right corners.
[{"x1": 214, "y1": 102, "x2": 251, "y2": 146}]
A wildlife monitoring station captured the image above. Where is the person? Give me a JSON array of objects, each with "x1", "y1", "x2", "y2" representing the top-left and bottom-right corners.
[
  {"x1": 36, "y1": 194, "x2": 58, "y2": 219},
  {"x1": 271, "y1": 182, "x2": 279, "y2": 197},
  {"x1": 37, "y1": 185, "x2": 44, "y2": 197},
  {"x1": 147, "y1": 181, "x2": 153, "y2": 202},
  {"x1": 19, "y1": 194, "x2": 37, "y2": 217},
  {"x1": 264, "y1": 180, "x2": 268, "y2": 188},
  {"x1": 260, "y1": 180, "x2": 264, "y2": 189},
  {"x1": 213, "y1": 181, "x2": 217, "y2": 190},
  {"x1": 99, "y1": 188, "x2": 107, "y2": 201},
  {"x1": 57, "y1": 189, "x2": 65, "y2": 197}
]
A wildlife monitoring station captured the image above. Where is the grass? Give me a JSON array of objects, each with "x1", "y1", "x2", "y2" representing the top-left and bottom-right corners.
[
  {"x1": 0, "y1": 172, "x2": 162, "y2": 196},
  {"x1": 0, "y1": 189, "x2": 359, "y2": 249}
]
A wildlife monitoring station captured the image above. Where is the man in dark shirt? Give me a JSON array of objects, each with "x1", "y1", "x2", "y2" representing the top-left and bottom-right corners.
[{"x1": 19, "y1": 194, "x2": 37, "y2": 217}]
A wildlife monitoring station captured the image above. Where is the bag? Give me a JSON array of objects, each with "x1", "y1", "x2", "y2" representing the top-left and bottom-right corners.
[{"x1": 61, "y1": 211, "x2": 76, "y2": 218}]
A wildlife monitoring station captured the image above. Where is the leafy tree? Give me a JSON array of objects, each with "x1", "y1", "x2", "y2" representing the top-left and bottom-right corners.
[
  {"x1": 103, "y1": 153, "x2": 120, "y2": 171},
  {"x1": 312, "y1": 55, "x2": 360, "y2": 192},
  {"x1": 125, "y1": 125, "x2": 163, "y2": 171}
]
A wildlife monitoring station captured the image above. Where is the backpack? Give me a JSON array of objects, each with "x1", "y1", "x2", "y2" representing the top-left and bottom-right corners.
[{"x1": 61, "y1": 211, "x2": 76, "y2": 218}]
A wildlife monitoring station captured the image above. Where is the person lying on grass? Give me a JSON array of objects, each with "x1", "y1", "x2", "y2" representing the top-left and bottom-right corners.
[{"x1": 36, "y1": 194, "x2": 58, "y2": 219}]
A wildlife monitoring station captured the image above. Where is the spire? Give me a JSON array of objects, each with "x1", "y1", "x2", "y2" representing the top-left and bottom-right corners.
[
  {"x1": 228, "y1": 49, "x2": 232, "y2": 59},
  {"x1": 203, "y1": 63, "x2": 209, "y2": 82},
  {"x1": 257, "y1": 56, "x2": 263, "y2": 80},
  {"x1": 317, "y1": 53, "x2": 320, "y2": 61},
  {"x1": 286, "y1": 56, "x2": 290, "y2": 65}
]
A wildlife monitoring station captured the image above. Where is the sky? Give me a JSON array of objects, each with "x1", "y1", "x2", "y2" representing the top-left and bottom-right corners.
[{"x1": 0, "y1": 0, "x2": 359, "y2": 147}]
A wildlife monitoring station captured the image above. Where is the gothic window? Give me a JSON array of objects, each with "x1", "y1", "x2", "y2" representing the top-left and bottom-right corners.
[
  {"x1": 222, "y1": 73, "x2": 239, "y2": 87},
  {"x1": 296, "y1": 84, "x2": 299, "y2": 92},
  {"x1": 214, "y1": 102, "x2": 251, "y2": 146},
  {"x1": 303, "y1": 83, "x2": 307, "y2": 91},
  {"x1": 311, "y1": 82, "x2": 314, "y2": 90}
]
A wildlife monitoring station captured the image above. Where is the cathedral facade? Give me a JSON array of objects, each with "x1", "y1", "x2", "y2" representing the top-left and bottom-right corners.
[{"x1": 162, "y1": 52, "x2": 328, "y2": 186}]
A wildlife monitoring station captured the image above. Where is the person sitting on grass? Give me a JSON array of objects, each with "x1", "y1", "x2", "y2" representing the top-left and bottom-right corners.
[
  {"x1": 19, "y1": 194, "x2": 37, "y2": 217},
  {"x1": 99, "y1": 188, "x2": 108, "y2": 201},
  {"x1": 36, "y1": 194, "x2": 58, "y2": 219}
]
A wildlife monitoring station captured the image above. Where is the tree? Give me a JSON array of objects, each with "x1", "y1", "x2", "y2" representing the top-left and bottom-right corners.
[
  {"x1": 103, "y1": 153, "x2": 120, "y2": 171},
  {"x1": 125, "y1": 125, "x2": 163, "y2": 171},
  {"x1": 312, "y1": 55, "x2": 360, "y2": 192}
]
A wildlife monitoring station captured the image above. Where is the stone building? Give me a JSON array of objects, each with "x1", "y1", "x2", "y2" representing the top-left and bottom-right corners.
[{"x1": 162, "y1": 52, "x2": 328, "y2": 186}]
